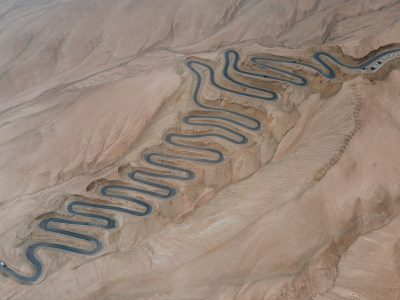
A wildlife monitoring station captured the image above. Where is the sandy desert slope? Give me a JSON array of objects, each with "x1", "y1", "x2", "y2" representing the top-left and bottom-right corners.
[{"x1": 0, "y1": 0, "x2": 400, "y2": 299}]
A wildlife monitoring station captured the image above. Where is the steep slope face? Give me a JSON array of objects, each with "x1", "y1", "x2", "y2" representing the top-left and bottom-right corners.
[{"x1": 0, "y1": 0, "x2": 400, "y2": 299}]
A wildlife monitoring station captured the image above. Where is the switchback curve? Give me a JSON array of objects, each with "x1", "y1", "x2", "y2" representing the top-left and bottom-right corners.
[{"x1": 1, "y1": 47, "x2": 399, "y2": 284}]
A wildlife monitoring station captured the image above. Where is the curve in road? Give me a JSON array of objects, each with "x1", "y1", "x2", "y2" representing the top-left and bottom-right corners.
[{"x1": 1, "y1": 48, "x2": 399, "y2": 284}]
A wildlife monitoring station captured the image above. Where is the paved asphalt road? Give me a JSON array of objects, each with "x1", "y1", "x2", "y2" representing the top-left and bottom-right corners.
[{"x1": 1, "y1": 48, "x2": 399, "y2": 283}]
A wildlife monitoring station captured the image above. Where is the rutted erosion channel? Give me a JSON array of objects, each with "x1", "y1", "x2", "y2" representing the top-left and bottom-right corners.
[{"x1": 1, "y1": 45, "x2": 400, "y2": 286}]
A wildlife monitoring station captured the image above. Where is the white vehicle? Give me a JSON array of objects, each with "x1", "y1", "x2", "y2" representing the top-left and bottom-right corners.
[{"x1": 0, "y1": 261, "x2": 5, "y2": 267}]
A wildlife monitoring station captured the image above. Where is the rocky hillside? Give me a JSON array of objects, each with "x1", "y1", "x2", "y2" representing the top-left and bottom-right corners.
[{"x1": 0, "y1": 1, "x2": 400, "y2": 299}]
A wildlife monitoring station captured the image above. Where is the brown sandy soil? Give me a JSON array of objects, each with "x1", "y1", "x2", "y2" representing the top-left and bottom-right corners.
[{"x1": 0, "y1": 0, "x2": 400, "y2": 299}]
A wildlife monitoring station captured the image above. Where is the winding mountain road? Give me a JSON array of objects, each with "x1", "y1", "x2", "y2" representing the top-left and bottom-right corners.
[{"x1": 1, "y1": 48, "x2": 399, "y2": 284}]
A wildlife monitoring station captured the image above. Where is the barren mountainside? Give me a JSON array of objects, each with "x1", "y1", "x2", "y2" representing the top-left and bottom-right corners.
[{"x1": 0, "y1": 0, "x2": 400, "y2": 299}]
